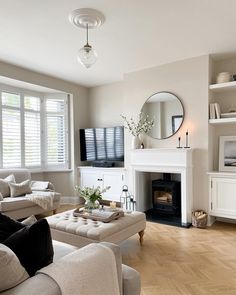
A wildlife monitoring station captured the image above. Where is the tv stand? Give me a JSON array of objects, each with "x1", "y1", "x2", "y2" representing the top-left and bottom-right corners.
[
  {"x1": 92, "y1": 161, "x2": 114, "y2": 168},
  {"x1": 77, "y1": 166, "x2": 126, "y2": 202}
]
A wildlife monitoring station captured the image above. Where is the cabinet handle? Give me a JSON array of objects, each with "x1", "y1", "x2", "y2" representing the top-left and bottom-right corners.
[{"x1": 97, "y1": 178, "x2": 103, "y2": 181}]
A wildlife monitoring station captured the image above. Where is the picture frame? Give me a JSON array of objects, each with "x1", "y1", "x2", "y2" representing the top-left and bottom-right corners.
[
  {"x1": 219, "y1": 136, "x2": 236, "y2": 172},
  {"x1": 172, "y1": 115, "x2": 183, "y2": 133}
]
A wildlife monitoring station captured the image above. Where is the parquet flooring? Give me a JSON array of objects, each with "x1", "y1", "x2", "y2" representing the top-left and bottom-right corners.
[
  {"x1": 120, "y1": 221, "x2": 236, "y2": 295},
  {"x1": 54, "y1": 205, "x2": 236, "y2": 294}
]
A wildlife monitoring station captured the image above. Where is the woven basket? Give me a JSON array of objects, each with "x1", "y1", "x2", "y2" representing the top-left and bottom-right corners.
[{"x1": 192, "y1": 210, "x2": 208, "y2": 228}]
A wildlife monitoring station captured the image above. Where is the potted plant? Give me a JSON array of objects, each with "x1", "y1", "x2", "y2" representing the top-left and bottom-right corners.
[
  {"x1": 121, "y1": 112, "x2": 154, "y2": 149},
  {"x1": 74, "y1": 185, "x2": 110, "y2": 211}
]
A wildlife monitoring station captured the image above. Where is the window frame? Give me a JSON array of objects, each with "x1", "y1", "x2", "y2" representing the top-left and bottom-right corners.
[{"x1": 0, "y1": 83, "x2": 70, "y2": 171}]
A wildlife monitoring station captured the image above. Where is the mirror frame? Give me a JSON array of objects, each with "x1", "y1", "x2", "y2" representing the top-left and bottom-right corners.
[{"x1": 141, "y1": 91, "x2": 185, "y2": 140}]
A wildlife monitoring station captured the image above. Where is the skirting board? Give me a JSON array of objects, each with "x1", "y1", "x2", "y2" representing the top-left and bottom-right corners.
[{"x1": 60, "y1": 196, "x2": 84, "y2": 205}]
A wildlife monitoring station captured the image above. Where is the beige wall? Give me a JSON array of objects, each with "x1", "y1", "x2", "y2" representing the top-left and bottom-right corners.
[
  {"x1": 88, "y1": 55, "x2": 210, "y2": 211},
  {"x1": 88, "y1": 81, "x2": 124, "y2": 127},
  {"x1": 0, "y1": 60, "x2": 89, "y2": 197}
]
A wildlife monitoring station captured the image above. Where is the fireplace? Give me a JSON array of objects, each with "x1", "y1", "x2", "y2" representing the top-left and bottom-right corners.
[
  {"x1": 152, "y1": 178, "x2": 181, "y2": 217},
  {"x1": 130, "y1": 148, "x2": 193, "y2": 227}
]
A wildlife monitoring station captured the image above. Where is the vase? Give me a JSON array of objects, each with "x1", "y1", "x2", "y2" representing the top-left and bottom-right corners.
[
  {"x1": 85, "y1": 200, "x2": 99, "y2": 212},
  {"x1": 131, "y1": 136, "x2": 141, "y2": 149},
  {"x1": 138, "y1": 133, "x2": 145, "y2": 148}
]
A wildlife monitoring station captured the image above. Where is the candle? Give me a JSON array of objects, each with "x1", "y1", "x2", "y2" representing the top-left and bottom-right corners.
[
  {"x1": 110, "y1": 201, "x2": 116, "y2": 209},
  {"x1": 185, "y1": 130, "x2": 190, "y2": 148},
  {"x1": 177, "y1": 135, "x2": 182, "y2": 148}
]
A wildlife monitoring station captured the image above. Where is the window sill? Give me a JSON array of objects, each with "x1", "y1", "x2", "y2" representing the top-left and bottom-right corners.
[{"x1": 30, "y1": 169, "x2": 73, "y2": 174}]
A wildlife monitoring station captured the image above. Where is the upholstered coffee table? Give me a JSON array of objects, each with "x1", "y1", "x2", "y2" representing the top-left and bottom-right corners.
[{"x1": 46, "y1": 209, "x2": 146, "y2": 248}]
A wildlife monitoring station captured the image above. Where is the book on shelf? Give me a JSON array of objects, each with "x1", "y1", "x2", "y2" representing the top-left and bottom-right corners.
[
  {"x1": 214, "y1": 103, "x2": 221, "y2": 119},
  {"x1": 209, "y1": 103, "x2": 216, "y2": 119},
  {"x1": 221, "y1": 112, "x2": 236, "y2": 118},
  {"x1": 209, "y1": 103, "x2": 221, "y2": 119}
]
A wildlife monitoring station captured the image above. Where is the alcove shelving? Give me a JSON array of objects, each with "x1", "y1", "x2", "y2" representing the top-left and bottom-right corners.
[{"x1": 208, "y1": 57, "x2": 236, "y2": 223}]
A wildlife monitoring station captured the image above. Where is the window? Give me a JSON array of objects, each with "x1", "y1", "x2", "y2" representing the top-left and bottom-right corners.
[
  {"x1": 1, "y1": 92, "x2": 21, "y2": 168},
  {"x1": 0, "y1": 86, "x2": 69, "y2": 170},
  {"x1": 45, "y1": 96, "x2": 68, "y2": 168}
]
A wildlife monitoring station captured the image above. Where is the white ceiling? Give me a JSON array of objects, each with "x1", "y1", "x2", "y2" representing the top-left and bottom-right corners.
[{"x1": 1, "y1": 0, "x2": 236, "y2": 87}]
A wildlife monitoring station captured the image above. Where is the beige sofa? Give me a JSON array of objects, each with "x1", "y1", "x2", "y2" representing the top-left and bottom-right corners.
[
  {"x1": 0, "y1": 169, "x2": 60, "y2": 220},
  {"x1": 1, "y1": 241, "x2": 141, "y2": 295}
]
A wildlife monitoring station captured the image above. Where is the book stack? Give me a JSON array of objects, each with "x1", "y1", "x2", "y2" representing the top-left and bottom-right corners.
[{"x1": 209, "y1": 103, "x2": 221, "y2": 119}]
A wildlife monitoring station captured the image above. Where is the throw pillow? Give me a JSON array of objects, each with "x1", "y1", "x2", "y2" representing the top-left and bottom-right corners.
[
  {"x1": 0, "y1": 174, "x2": 16, "y2": 198},
  {"x1": 0, "y1": 213, "x2": 25, "y2": 243},
  {"x1": 21, "y1": 215, "x2": 37, "y2": 226},
  {"x1": 9, "y1": 179, "x2": 32, "y2": 198},
  {"x1": 3, "y1": 219, "x2": 54, "y2": 276},
  {"x1": 0, "y1": 244, "x2": 29, "y2": 292}
]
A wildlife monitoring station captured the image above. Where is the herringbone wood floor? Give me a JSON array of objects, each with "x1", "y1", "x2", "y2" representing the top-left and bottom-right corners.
[
  {"x1": 121, "y1": 221, "x2": 236, "y2": 295},
  {"x1": 54, "y1": 205, "x2": 236, "y2": 295}
]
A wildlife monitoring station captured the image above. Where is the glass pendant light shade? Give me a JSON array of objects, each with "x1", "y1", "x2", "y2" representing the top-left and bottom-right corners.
[{"x1": 77, "y1": 43, "x2": 98, "y2": 68}]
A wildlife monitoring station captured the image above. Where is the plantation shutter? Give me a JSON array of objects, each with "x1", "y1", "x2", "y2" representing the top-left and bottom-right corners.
[
  {"x1": 1, "y1": 92, "x2": 21, "y2": 168},
  {"x1": 45, "y1": 94, "x2": 68, "y2": 168},
  {"x1": 24, "y1": 96, "x2": 41, "y2": 167}
]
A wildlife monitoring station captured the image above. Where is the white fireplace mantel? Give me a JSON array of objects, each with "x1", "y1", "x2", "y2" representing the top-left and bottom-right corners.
[{"x1": 130, "y1": 148, "x2": 193, "y2": 225}]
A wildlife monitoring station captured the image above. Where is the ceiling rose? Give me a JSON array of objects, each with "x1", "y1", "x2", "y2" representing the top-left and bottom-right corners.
[{"x1": 69, "y1": 8, "x2": 105, "y2": 29}]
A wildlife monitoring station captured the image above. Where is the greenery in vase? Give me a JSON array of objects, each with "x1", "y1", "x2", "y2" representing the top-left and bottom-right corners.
[
  {"x1": 121, "y1": 112, "x2": 154, "y2": 136},
  {"x1": 74, "y1": 185, "x2": 111, "y2": 204}
]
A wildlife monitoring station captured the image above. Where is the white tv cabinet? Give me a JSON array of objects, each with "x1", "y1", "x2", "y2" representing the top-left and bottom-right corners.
[{"x1": 77, "y1": 166, "x2": 126, "y2": 202}]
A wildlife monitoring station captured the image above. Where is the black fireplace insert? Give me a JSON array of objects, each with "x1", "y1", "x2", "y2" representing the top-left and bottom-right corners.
[{"x1": 152, "y1": 178, "x2": 181, "y2": 217}]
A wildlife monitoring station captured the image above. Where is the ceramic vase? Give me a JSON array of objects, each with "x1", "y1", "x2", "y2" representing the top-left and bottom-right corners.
[{"x1": 131, "y1": 136, "x2": 141, "y2": 149}]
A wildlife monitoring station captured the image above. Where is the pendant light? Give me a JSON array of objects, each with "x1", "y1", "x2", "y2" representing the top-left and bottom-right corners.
[
  {"x1": 77, "y1": 23, "x2": 97, "y2": 68},
  {"x1": 69, "y1": 8, "x2": 105, "y2": 69}
]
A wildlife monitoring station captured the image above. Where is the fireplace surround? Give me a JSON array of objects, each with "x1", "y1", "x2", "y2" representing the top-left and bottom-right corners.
[{"x1": 130, "y1": 148, "x2": 193, "y2": 226}]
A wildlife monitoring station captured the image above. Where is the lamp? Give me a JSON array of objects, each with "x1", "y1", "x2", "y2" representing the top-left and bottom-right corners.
[
  {"x1": 77, "y1": 24, "x2": 97, "y2": 68},
  {"x1": 69, "y1": 8, "x2": 105, "y2": 69}
]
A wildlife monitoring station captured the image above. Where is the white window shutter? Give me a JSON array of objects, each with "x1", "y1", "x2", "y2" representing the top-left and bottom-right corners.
[
  {"x1": 45, "y1": 95, "x2": 68, "y2": 169},
  {"x1": 1, "y1": 92, "x2": 21, "y2": 168},
  {"x1": 24, "y1": 96, "x2": 41, "y2": 167}
]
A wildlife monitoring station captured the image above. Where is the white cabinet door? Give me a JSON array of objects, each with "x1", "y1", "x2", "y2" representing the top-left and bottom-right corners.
[
  {"x1": 210, "y1": 177, "x2": 236, "y2": 219},
  {"x1": 102, "y1": 172, "x2": 124, "y2": 201},
  {"x1": 80, "y1": 172, "x2": 102, "y2": 188}
]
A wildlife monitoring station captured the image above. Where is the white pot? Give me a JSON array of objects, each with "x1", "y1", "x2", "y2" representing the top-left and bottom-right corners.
[{"x1": 131, "y1": 136, "x2": 141, "y2": 149}]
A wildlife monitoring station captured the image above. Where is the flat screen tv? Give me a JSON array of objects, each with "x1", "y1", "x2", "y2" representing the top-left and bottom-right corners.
[{"x1": 80, "y1": 126, "x2": 124, "y2": 164}]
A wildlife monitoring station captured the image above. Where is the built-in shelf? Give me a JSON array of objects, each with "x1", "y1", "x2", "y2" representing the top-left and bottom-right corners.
[
  {"x1": 208, "y1": 171, "x2": 236, "y2": 177},
  {"x1": 209, "y1": 81, "x2": 236, "y2": 92},
  {"x1": 209, "y1": 117, "x2": 236, "y2": 124}
]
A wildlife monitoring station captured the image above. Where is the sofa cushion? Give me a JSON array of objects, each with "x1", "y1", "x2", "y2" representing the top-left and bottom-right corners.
[
  {"x1": 0, "y1": 213, "x2": 25, "y2": 242},
  {"x1": 0, "y1": 244, "x2": 29, "y2": 292},
  {"x1": 3, "y1": 219, "x2": 54, "y2": 276},
  {"x1": 0, "y1": 192, "x2": 3, "y2": 201},
  {"x1": 21, "y1": 215, "x2": 37, "y2": 226},
  {"x1": 9, "y1": 179, "x2": 32, "y2": 198},
  {"x1": 0, "y1": 174, "x2": 16, "y2": 198}
]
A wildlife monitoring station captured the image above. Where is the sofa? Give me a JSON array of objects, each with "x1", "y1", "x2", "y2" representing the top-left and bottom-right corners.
[
  {"x1": 1, "y1": 240, "x2": 141, "y2": 295},
  {"x1": 0, "y1": 169, "x2": 60, "y2": 220}
]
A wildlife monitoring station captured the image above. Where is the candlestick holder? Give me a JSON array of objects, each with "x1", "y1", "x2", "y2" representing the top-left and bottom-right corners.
[
  {"x1": 184, "y1": 131, "x2": 190, "y2": 148},
  {"x1": 176, "y1": 137, "x2": 182, "y2": 149}
]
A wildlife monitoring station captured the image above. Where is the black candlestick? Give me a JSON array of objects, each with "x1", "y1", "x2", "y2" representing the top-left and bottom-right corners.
[
  {"x1": 184, "y1": 131, "x2": 190, "y2": 148},
  {"x1": 177, "y1": 136, "x2": 182, "y2": 148}
]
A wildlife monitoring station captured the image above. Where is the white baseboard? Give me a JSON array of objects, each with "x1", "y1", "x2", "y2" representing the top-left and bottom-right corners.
[
  {"x1": 60, "y1": 196, "x2": 84, "y2": 205},
  {"x1": 216, "y1": 217, "x2": 236, "y2": 224}
]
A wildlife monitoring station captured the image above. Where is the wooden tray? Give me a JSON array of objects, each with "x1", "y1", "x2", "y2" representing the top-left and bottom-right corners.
[{"x1": 73, "y1": 207, "x2": 124, "y2": 223}]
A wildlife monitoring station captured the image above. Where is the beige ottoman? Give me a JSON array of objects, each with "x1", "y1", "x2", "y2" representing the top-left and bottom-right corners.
[{"x1": 46, "y1": 210, "x2": 146, "y2": 248}]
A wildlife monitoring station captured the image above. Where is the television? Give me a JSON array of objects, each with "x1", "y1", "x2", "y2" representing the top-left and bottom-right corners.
[{"x1": 80, "y1": 126, "x2": 124, "y2": 165}]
